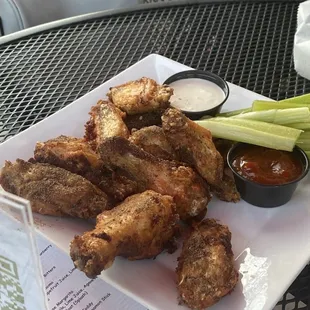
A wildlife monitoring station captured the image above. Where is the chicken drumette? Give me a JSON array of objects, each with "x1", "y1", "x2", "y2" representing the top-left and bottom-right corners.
[
  {"x1": 84, "y1": 100, "x2": 129, "y2": 149},
  {"x1": 98, "y1": 137, "x2": 211, "y2": 222},
  {"x1": 212, "y1": 139, "x2": 240, "y2": 202},
  {"x1": 33, "y1": 135, "x2": 139, "y2": 201},
  {"x1": 70, "y1": 190, "x2": 179, "y2": 278},
  {"x1": 0, "y1": 159, "x2": 113, "y2": 218},
  {"x1": 162, "y1": 108, "x2": 224, "y2": 186},
  {"x1": 129, "y1": 126, "x2": 177, "y2": 161},
  {"x1": 107, "y1": 77, "x2": 173, "y2": 115},
  {"x1": 176, "y1": 219, "x2": 238, "y2": 309}
]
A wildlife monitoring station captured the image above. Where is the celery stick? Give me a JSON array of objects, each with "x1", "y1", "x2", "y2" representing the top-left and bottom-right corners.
[
  {"x1": 232, "y1": 110, "x2": 275, "y2": 122},
  {"x1": 305, "y1": 151, "x2": 310, "y2": 159},
  {"x1": 298, "y1": 131, "x2": 310, "y2": 139},
  {"x1": 274, "y1": 108, "x2": 310, "y2": 124},
  {"x1": 196, "y1": 118, "x2": 302, "y2": 151},
  {"x1": 287, "y1": 123, "x2": 310, "y2": 130},
  {"x1": 216, "y1": 107, "x2": 252, "y2": 117},
  {"x1": 202, "y1": 118, "x2": 302, "y2": 138},
  {"x1": 279, "y1": 93, "x2": 310, "y2": 104},
  {"x1": 232, "y1": 108, "x2": 310, "y2": 125},
  {"x1": 252, "y1": 100, "x2": 310, "y2": 111},
  {"x1": 296, "y1": 141, "x2": 310, "y2": 150}
]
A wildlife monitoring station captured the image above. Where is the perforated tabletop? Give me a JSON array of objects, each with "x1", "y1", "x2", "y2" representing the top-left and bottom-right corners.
[{"x1": 0, "y1": 1, "x2": 309, "y2": 308}]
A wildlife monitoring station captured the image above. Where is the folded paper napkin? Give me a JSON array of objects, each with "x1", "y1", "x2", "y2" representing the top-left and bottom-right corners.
[{"x1": 294, "y1": 0, "x2": 310, "y2": 80}]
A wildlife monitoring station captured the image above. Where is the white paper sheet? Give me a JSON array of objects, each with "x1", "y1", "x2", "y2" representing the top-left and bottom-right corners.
[
  {"x1": 36, "y1": 236, "x2": 148, "y2": 310},
  {"x1": 294, "y1": 0, "x2": 310, "y2": 80},
  {"x1": 0, "y1": 209, "x2": 147, "y2": 310}
]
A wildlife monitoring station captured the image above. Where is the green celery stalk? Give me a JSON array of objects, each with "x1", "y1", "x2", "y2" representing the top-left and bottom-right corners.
[
  {"x1": 286, "y1": 123, "x2": 310, "y2": 130},
  {"x1": 298, "y1": 131, "x2": 310, "y2": 139},
  {"x1": 232, "y1": 107, "x2": 310, "y2": 125},
  {"x1": 296, "y1": 142, "x2": 310, "y2": 150},
  {"x1": 203, "y1": 117, "x2": 302, "y2": 137},
  {"x1": 305, "y1": 151, "x2": 310, "y2": 159},
  {"x1": 216, "y1": 107, "x2": 252, "y2": 117},
  {"x1": 195, "y1": 118, "x2": 302, "y2": 151},
  {"x1": 279, "y1": 93, "x2": 310, "y2": 104},
  {"x1": 232, "y1": 110, "x2": 275, "y2": 122},
  {"x1": 252, "y1": 100, "x2": 310, "y2": 111},
  {"x1": 274, "y1": 108, "x2": 310, "y2": 124},
  {"x1": 296, "y1": 132, "x2": 310, "y2": 150}
]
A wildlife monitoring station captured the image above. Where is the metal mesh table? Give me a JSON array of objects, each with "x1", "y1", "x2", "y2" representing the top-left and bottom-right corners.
[{"x1": 0, "y1": 1, "x2": 309, "y2": 308}]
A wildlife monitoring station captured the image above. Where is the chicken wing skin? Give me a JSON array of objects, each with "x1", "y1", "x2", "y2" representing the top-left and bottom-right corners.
[
  {"x1": 33, "y1": 135, "x2": 139, "y2": 201},
  {"x1": 162, "y1": 108, "x2": 224, "y2": 186},
  {"x1": 84, "y1": 100, "x2": 129, "y2": 149},
  {"x1": 0, "y1": 159, "x2": 113, "y2": 219},
  {"x1": 107, "y1": 77, "x2": 173, "y2": 115},
  {"x1": 70, "y1": 190, "x2": 179, "y2": 278},
  {"x1": 176, "y1": 219, "x2": 238, "y2": 309},
  {"x1": 129, "y1": 126, "x2": 177, "y2": 161},
  {"x1": 98, "y1": 137, "x2": 211, "y2": 222}
]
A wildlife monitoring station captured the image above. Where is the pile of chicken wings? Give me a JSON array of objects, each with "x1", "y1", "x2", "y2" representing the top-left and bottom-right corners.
[{"x1": 0, "y1": 77, "x2": 239, "y2": 309}]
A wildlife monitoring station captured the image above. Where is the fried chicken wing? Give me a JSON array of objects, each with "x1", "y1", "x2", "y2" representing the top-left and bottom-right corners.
[
  {"x1": 33, "y1": 135, "x2": 138, "y2": 201},
  {"x1": 98, "y1": 137, "x2": 211, "y2": 222},
  {"x1": 107, "y1": 77, "x2": 173, "y2": 115},
  {"x1": 34, "y1": 135, "x2": 104, "y2": 184},
  {"x1": 84, "y1": 100, "x2": 129, "y2": 149},
  {"x1": 211, "y1": 139, "x2": 240, "y2": 202},
  {"x1": 211, "y1": 168, "x2": 240, "y2": 202},
  {"x1": 129, "y1": 126, "x2": 177, "y2": 161},
  {"x1": 0, "y1": 159, "x2": 113, "y2": 218},
  {"x1": 70, "y1": 190, "x2": 179, "y2": 278},
  {"x1": 162, "y1": 108, "x2": 224, "y2": 186},
  {"x1": 176, "y1": 219, "x2": 238, "y2": 309},
  {"x1": 124, "y1": 109, "x2": 165, "y2": 130}
]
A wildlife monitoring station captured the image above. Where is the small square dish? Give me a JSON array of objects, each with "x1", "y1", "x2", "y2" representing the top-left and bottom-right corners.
[{"x1": 0, "y1": 54, "x2": 310, "y2": 310}]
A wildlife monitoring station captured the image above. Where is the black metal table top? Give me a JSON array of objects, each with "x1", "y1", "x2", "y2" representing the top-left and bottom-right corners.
[{"x1": 0, "y1": 1, "x2": 309, "y2": 309}]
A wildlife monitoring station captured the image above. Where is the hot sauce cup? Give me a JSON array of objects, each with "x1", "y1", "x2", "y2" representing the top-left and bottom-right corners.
[{"x1": 227, "y1": 143, "x2": 309, "y2": 208}]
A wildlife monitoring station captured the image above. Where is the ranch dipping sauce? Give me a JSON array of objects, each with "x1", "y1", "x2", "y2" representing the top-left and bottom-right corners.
[{"x1": 169, "y1": 78, "x2": 226, "y2": 112}]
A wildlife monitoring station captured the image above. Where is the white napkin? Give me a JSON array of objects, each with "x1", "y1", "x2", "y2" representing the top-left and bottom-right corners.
[{"x1": 294, "y1": 0, "x2": 310, "y2": 80}]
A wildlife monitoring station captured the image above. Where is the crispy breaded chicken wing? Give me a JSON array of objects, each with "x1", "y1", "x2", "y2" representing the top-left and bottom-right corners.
[
  {"x1": 176, "y1": 219, "x2": 238, "y2": 309},
  {"x1": 212, "y1": 139, "x2": 240, "y2": 202},
  {"x1": 98, "y1": 137, "x2": 211, "y2": 222},
  {"x1": 84, "y1": 100, "x2": 129, "y2": 149},
  {"x1": 0, "y1": 159, "x2": 113, "y2": 219},
  {"x1": 129, "y1": 126, "x2": 177, "y2": 161},
  {"x1": 33, "y1": 135, "x2": 139, "y2": 201},
  {"x1": 70, "y1": 190, "x2": 179, "y2": 278},
  {"x1": 34, "y1": 135, "x2": 103, "y2": 184},
  {"x1": 107, "y1": 77, "x2": 173, "y2": 115},
  {"x1": 211, "y1": 168, "x2": 240, "y2": 202},
  {"x1": 162, "y1": 108, "x2": 224, "y2": 186}
]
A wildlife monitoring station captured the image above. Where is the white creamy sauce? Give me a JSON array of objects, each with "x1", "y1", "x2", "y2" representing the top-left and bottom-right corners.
[{"x1": 169, "y1": 78, "x2": 225, "y2": 112}]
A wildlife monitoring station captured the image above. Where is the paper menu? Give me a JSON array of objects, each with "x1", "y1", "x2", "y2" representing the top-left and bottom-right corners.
[
  {"x1": 0, "y1": 206, "x2": 147, "y2": 310},
  {"x1": 0, "y1": 194, "x2": 48, "y2": 310},
  {"x1": 37, "y1": 235, "x2": 148, "y2": 310}
]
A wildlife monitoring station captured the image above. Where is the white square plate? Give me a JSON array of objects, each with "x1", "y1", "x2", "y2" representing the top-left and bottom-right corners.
[{"x1": 1, "y1": 54, "x2": 310, "y2": 310}]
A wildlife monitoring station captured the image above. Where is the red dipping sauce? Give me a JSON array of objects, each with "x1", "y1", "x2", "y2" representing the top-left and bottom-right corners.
[{"x1": 232, "y1": 145, "x2": 303, "y2": 185}]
